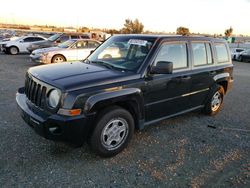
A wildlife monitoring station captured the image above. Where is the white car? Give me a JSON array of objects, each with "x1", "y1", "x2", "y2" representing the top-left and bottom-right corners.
[
  {"x1": 0, "y1": 35, "x2": 46, "y2": 55},
  {"x1": 30, "y1": 39, "x2": 101, "y2": 64},
  {"x1": 231, "y1": 48, "x2": 245, "y2": 60}
]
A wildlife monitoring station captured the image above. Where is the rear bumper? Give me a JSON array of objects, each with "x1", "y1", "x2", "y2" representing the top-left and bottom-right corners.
[{"x1": 16, "y1": 87, "x2": 94, "y2": 144}]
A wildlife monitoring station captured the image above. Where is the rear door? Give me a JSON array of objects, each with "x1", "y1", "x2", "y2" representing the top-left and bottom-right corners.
[
  {"x1": 188, "y1": 41, "x2": 215, "y2": 107},
  {"x1": 75, "y1": 40, "x2": 90, "y2": 60},
  {"x1": 144, "y1": 40, "x2": 192, "y2": 122},
  {"x1": 20, "y1": 37, "x2": 44, "y2": 52}
]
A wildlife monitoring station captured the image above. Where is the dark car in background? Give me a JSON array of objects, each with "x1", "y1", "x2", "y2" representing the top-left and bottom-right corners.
[
  {"x1": 27, "y1": 33, "x2": 90, "y2": 53},
  {"x1": 238, "y1": 49, "x2": 250, "y2": 62}
]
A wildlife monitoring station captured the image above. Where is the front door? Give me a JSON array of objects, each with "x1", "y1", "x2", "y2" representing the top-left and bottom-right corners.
[{"x1": 144, "y1": 41, "x2": 192, "y2": 122}]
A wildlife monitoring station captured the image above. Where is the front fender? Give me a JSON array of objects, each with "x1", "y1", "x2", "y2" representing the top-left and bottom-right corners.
[{"x1": 84, "y1": 88, "x2": 143, "y2": 112}]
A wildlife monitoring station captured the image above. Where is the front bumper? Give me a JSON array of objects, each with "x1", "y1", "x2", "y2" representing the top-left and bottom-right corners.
[
  {"x1": 16, "y1": 88, "x2": 94, "y2": 144},
  {"x1": 30, "y1": 54, "x2": 44, "y2": 63}
]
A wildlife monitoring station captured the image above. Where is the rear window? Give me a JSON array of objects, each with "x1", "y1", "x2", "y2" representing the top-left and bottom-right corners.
[{"x1": 215, "y1": 43, "x2": 229, "y2": 63}]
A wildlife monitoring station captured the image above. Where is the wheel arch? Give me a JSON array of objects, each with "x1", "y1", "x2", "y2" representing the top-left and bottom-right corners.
[
  {"x1": 84, "y1": 88, "x2": 145, "y2": 130},
  {"x1": 51, "y1": 54, "x2": 67, "y2": 63},
  {"x1": 8, "y1": 45, "x2": 19, "y2": 53}
]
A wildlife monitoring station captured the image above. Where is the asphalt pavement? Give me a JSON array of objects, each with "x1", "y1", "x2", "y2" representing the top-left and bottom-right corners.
[{"x1": 0, "y1": 53, "x2": 249, "y2": 187}]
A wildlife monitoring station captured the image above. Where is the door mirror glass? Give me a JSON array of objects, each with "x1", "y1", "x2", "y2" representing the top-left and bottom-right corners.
[{"x1": 151, "y1": 61, "x2": 173, "y2": 74}]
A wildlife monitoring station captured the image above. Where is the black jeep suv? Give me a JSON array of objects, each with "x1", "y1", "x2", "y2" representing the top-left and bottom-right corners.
[{"x1": 16, "y1": 35, "x2": 233, "y2": 157}]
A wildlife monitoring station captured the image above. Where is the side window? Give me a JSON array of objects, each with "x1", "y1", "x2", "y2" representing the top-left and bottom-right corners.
[
  {"x1": 215, "y1": 43, "x2": 229, "y2": 63},
  {"x1": 76, "y1": 41, "x2": 87, "y2": 49},
  {"x1": 33, "y1": 37, "x2": 44, "y2": 41},
  {"x1": 71, "y1": 35, "x2": 79, "y2": 39},
  {"x1": 58, "y1": 35, "x2": 69, "y2": 43},
  {"x1": 88, "y1": 41, "x2": 100, "y2": 48},
  {"x1": 23, "y1": 37, "x2": 34, "y2": 42},
  {"x1": 155, "y1": 43, "x2": 188, "y2": 69},
  {"x1": 192, "y1": 42, "x2": 213, "y2": 66}
]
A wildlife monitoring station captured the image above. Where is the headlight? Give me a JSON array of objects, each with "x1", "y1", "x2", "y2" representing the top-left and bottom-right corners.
[{"x1": 48, "y1": 89, "x2": 60, "y2": 108}]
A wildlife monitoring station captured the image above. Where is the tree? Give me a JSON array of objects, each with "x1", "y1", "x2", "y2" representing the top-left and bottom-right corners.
[
  {"x1": 121, "y1": 18, "x2": 144, "y2": 34},
  {"x1": 106, "y1": 29, "x2": 120, "y2": 35},
  {"x1": 176, "y1": 26, "x2": 190, "y2": 36},
  {"x1": 225, "y1": 27, "x2": 233, "y2": 37}
]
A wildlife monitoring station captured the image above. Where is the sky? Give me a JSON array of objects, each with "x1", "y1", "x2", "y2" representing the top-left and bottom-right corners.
[{"x1": 0, "y1": 0, "x2": 249, "y2": 35}]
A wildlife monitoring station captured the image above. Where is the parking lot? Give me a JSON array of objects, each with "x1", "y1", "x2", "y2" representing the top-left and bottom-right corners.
[{"x1": 0, "y1": 53, "x2": 249, "y2": 187}]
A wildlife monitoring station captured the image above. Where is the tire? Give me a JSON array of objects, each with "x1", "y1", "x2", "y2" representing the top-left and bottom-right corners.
[
  {"x1": 238, "y1": 55, "x2": 243, "y2": 62},
  {"x1": 203, "y1": 85, "x2": 225, "y2": 116},
  {"x1": 51, "y1": 54, "x2": 66, "y2": 63},
  {"x1": 9, "y1": 46, "x2": 19, "y2": 55},
  {"x1": 90, "y1": 106, "x2": 134, "y2": 157}
]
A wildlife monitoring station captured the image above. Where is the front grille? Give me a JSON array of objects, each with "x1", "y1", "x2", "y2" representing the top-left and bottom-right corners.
[{"x1": 25, "y1": 75, "x2": 47, "y2": 109}]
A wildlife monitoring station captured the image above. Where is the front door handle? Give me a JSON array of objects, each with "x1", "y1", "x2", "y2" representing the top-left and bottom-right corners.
[
  {"x1": 172, "y1": 76, "x2": 191, "y2": 83},
  {"x1": 181, "y1": 76, "x2": 191, "y2": 80},
  {"x1": 210, "y1": 71, "x2": 217, "y2": 75}
]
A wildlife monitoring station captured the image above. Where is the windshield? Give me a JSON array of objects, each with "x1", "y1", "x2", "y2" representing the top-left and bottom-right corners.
[
  {"x1": 48, "y1": 33, "x2": 62, "y2": 42},
  {"x1": 58, "y1": 40, "x2": 75, "y2": 48},
  {"x1": 87, "y1": 36, "x2": 155, "y2": 72}
]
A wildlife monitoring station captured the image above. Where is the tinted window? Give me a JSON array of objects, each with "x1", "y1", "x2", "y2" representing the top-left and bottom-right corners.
[
  {"x1": 23, "y1": 37, "x2": 34, "y2": 42},
  {"x1": 58, "y1": 35, "x2": 70, "y2": 43},
  {"x1": 32, "y1": 37, "x2": 44, "y2": 41},
  {"x1": 80, "y1": 35, "x2": 90, "y2": 39},
  {"x1": 71, "y1": 35, "x2": 79, "y2": 39},
  {"x1": 192, "y1": 43, "x2": 213, "y2": 66},
  {"x1": 236, "y1": 49, "x2": 244, "y2": 53},
  {"x1": 215, "y1": 43, "x2": 229, "y2": 63},
  {"x1": 155, "y1": 43, "x2": 188, "y2": 69}
]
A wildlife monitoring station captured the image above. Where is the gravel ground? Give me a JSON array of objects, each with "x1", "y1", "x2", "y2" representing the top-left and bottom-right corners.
[{"x1": 0, "y1": 53, "x2": 249, "y2": 187}]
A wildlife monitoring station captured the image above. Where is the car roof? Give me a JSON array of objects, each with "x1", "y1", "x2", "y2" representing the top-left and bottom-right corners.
[
  {"x1": 113, "y1": 34, "x2": 226, "y2": 43},
  {"x1": 70, "y1": 39, "x2": 101, "y2": 43}
]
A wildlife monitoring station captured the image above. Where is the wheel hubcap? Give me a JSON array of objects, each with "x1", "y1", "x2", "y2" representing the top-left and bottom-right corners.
[
  {"x1": 211, "y1": 91, "x2": 222, "y2": 111},
  {"x1": 11, "y1": 48, "x2": 17, "y2": 54},
  {"x1": 54, "y1": 57, "x2": 64, "y2": 63},
  {"x1": 101, "y1": 118, "x2": 128, "y2": 150}
]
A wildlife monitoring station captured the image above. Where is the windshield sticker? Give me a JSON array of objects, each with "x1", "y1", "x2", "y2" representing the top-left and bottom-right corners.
[{"x1": 128, "y1": 39, "x2": 147, "y2": 46}]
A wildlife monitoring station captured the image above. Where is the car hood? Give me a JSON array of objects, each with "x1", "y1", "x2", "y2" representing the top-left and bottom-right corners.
[
  {"x1": 28, "y1": 61, "x2": 139, "y2": 91},
  {"x1": 33, "y1": 47, "x2": 61, "y2": 54}
]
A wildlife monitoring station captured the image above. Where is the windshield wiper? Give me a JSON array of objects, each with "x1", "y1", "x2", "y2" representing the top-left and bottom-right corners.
[{"x1": 90, "y1": 60, "x2": 126, "y2": 71}]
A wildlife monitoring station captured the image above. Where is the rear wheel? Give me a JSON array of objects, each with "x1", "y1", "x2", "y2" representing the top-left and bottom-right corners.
[
  {"x1": 203, "y1": 85, "x2": 225, "y2": 116},
  {"x1": 51, "y1": 55, "x2": 66, "y2": 63},
  {"x1": 9, "y1": 46, "x2": 19, "y2": 55},
  {"x1": 90, "y1": 106, "x2": 134, "y2": 157}
]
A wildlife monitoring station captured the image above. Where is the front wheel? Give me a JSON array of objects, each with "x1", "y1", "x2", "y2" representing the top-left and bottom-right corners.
[
  {"x1": 238, "y1": 55, "x2": 243, "y2": 62},
  {"x1": 9, "y1": 46, "x2": 19, "y2": 55},
  {"x1": 203, "y1": 85, "x2": 225, "y2": 116},
  {"x1": 90, "y1": 106, "x2": 134, "y2": 157},
  {"x1": 51, "y1": 55, "x2": 66, "y2": 63}
]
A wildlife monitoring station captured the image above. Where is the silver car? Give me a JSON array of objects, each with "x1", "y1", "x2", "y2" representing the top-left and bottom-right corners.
[{"x1": 30, "y1": 39, "x2": 101, "y2": 64}]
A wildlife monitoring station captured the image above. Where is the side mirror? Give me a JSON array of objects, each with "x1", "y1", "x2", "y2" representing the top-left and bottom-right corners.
[
  {"x1": 90, "y1": 50, "x2": 95, "y2": 54},
  {"x1": 19, "y1": 40, "x2": 24, "y2": 43},
  {"x1": 151, "y1": 61, "x2": 173, "y2": 74}
]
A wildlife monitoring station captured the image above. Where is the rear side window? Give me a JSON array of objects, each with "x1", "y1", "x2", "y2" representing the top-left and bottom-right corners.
[
  {"x1": 192, "y1": 43, "x2": 213, "y2": 66},
  {"x1": 88, "y1": 41, "x2": 100, "y2": 48},
  {"x1": 215, "y1": 43, "x2": 229, "y2": 63},
  {"x1": 155, "y1": 43, "x2": 188, "y2": 69}
]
